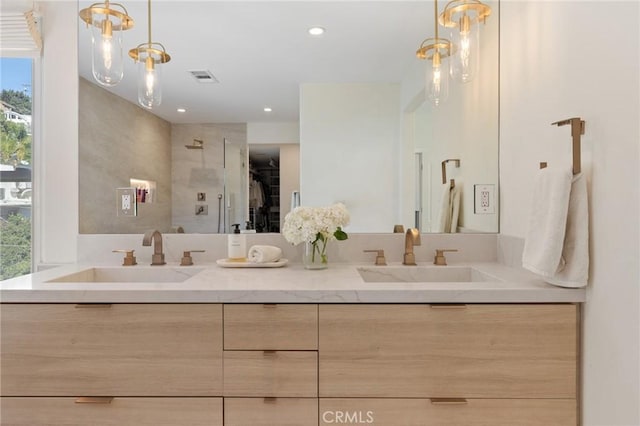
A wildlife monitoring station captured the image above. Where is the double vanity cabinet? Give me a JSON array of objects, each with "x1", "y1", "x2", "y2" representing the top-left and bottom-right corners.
[{"x1": 1, "y1": 301, "x2": 579, "y2": 425}]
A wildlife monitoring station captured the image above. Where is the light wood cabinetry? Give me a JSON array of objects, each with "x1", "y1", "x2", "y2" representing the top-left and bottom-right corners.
[
  {"x1": 224, "y1": 350, "x2": 318, "y2": 397},
  {"x1": 319, "y1": 304, "x2": 577, "y2": 399},
  {"x1": 319, "y1": 398, "x2": 577, "y2": 426},
  {"x1": 224, "y1": 303, "x2": 318, "y2": 350},
  {"x1": 225, "y1": 398, "x2": 318, "y2": 426},
  {"x1": 1, "y1": 301, "x2": 578, "y2": 425},
  {"x1": 222, "y1": 303, "x2": 319, "y2": 424},
  {"x1": 0, "y1": 304, "x2": 222, "y2": 396},
  {"x1": 0, "y1": 397, "x2": 223, "y2": 426}
]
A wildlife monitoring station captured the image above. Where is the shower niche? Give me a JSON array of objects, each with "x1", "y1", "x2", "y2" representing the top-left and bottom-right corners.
[{"x1": 130, "y1": 178, "x2": 156, "y2": 204}]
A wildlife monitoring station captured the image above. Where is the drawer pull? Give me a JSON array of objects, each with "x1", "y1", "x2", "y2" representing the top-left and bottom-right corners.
[
  {"x1": 263, "y1": 350, "x2": 277, "y2": 356},
  {"x1": 263, "y1": 397, "x2": 277, "y2": 403},
  {"x1": 75, "y1": 304, "x2": 112, "y2": 308},
  {"x1": 430, "y1": 398, "x2": 468, "y2": 405},
  {"x1": 430, "y1": 304, "x2": 467, "y2": 309},
  {"x1": 263, "y1": 304, "x2": 278, "y2": 308},
  {"x1": 75, "y1": 397, "x2": 114, "y2": 404}
]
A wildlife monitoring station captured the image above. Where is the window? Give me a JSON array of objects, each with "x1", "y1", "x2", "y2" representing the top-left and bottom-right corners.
[{"x1": 1, "y1": 57, "x2": 33, "y2": 279}]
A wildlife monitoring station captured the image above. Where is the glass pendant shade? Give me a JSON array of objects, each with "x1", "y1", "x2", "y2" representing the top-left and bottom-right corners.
[
  {"x1": 439, "y1": 0, "x2": 491, "y2": 84},
  {"x1": 426, "y1": 51, "x2": 449, "y2": 106},
  {"x1": 416, "y1": 0, "x2": 452, "y2": 107},
  {"x1": 79, "y1": 2, "x2": 134, "y2": 87},
  {"x1": 449, "y1": 13, "x2": 480, "y2": 83},
  {"x1": 129, "y1": 0, "x2": 171, "y2": 110},
  {"x1": 136, "y1": 53, "x2": 163, "y2": 109},
  {"x1": 90, "y1": 17, "x2": 124, "y2": 86}
]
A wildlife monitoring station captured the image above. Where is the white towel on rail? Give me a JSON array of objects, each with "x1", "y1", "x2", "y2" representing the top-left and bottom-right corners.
[
  {"x1": 545, "y1": 173, "x2": 589, "y2": 288},
  {"x1": 522, "y1": 166, "x2": 589, "y2": 287},
  {"x1": 448, "y1": 183, "x2": 461, "y2": 233},
  {"x1": 522, "y1": 166, "x2": 573, "y2": 277},
  {"x1": 435, "y1": 182, "x2": 451, "y2": 233}
]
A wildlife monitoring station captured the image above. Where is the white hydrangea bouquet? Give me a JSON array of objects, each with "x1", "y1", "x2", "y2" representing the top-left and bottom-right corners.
[{"x1": 282, "y1": 203, "x2": 349, "y2": 268}]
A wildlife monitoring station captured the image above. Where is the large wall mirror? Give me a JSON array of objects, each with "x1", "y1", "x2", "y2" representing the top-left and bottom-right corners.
[{"x1": 78, "y1": 1, "x2": 499, "y2": 234}]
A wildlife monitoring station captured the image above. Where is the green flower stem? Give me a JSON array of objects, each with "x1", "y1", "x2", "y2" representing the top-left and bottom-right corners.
[{"x1": 311, "y1": 233, "x2": 328, "y2": 264}]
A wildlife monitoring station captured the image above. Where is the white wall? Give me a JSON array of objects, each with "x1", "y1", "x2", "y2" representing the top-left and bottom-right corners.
[
  {"x1": 35, "y1": 1, "x2": 78, "y2": 266},
  {"x1": 500, "y1": 2, "x2": 640, "y2": 424},
  {"x1": 247, "y1": 122, "x2": 299, "y2": 144},
  {"x1": 300, "y1": 83, "x2": 401, "y2": 233}
]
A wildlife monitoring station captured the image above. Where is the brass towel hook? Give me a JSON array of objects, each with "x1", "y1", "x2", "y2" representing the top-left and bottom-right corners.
[
  {"x1": 441, "y1": 159, "x2": 461, "y2": 185},
  {"x1": 547, "y1": 117, "x2": 585, "y2": 175}
]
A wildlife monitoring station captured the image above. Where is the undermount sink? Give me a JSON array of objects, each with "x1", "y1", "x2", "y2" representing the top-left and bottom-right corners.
[
  {"x1": 46, "y1": 267, "x2": 204, "y2": 283},
  {"x1": 357, "y1": 266, "x2": 500, "y2": 283}
]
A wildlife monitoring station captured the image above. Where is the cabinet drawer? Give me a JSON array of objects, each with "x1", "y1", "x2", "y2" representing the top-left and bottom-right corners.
[
  {"x1": 319, "y1": 398, "x2": 577, "y2": 426},
  {"x1": 224, "y1": 304, "x2": 317, "y2": 350},
  {"x1": 320, "y1": 304, "x2": 577, "y2": 398},
  {"x1": 225, "y1": 398, "x2": 317, "y2": 426},
  {"x1": 0, "y1": 304, "x2": 222, "y2": 396},
  {"x1": 224, "y1": 350, "x2": 317, "y2": 397},
  {"x1": 0, "y1": 397, "x2": 223, "y2": 426}
]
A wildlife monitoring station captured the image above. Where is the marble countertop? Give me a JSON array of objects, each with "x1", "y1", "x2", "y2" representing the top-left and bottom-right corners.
[{"x1": 0, "y1": 261, "x2": 586, "y2": 303}]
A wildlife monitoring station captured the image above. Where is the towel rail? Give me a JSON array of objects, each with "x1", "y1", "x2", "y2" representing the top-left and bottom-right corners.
[
  {"x1": 541, "y1": 117, "x2": 585, "y2": 174},
  {"x1": 441, "y1": 158, "x2": 460, "y2": 185}
]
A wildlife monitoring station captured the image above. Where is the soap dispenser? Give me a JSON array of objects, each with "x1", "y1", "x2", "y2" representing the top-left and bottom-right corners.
[
  {"x1": 241, "y1": 221, "x2": 256, "y2": 234},
  {"x1": 228, "y1": 224, "x2": 246, "y2": 261}
]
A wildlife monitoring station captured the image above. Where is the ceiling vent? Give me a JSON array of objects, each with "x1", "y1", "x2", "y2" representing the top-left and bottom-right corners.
[{"x1": 188, "y1": 70, "x2": 219, "y2": 84}]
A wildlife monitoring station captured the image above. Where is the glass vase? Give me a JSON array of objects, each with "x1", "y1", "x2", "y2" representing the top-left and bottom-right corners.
[{"x1": 303, "y1": 240, "x2": 329, "y2": 270}]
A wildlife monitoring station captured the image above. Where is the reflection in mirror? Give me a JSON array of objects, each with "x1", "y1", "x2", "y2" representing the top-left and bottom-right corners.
[{"x1": 78, "y1": 1, "x2": 499, "y2": 234}]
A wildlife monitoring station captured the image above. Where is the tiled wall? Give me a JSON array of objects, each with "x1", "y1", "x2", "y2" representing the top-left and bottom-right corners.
[
  {"x1": 79, "y1": 78, "x2": 172, "y2": 233},
  {"x1": 171, "y1": 123, "x2": 246, "y2": 234}
]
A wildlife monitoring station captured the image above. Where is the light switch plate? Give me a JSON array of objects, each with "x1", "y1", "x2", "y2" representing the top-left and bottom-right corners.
[
  {"x1": 117, "y1": 188, "x2": 137, "y2": 216},
  {"x1": 474, "y1": 184, "x2": 495, "y2": 214}
]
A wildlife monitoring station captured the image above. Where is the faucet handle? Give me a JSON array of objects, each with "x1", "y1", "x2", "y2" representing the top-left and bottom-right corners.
[
  {"x1": 364, "y1": 249, "x2": 387, "y2": 266},
  {"x1": 112, "y1": 249, "x2": 137, "y2": 266},
  {"x1": 434, "y1": 249, "x2": 458, "y2": 266},
  {"x1": 181, "y1": 250, "x2": 206, "y2": 266}
]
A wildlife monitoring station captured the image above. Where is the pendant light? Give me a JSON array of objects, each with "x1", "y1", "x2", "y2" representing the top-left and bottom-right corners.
[
  {"x1": 439, "y1": 0, "x2": 491, "y2": 83},
  {"x1": 416, "y1": 0, "x2": 452, "y2": 107},
  {"x1": 79, "y1": 1, "x2": 134, "y2": 87},
  {"x1": 128, "y1": 0, "x2": 171, "y2": 109}
]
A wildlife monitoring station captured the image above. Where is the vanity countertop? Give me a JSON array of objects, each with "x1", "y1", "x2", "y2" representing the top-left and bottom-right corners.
[{"x1": 0, "y1": 261, "x2": 586, "y2": 304}]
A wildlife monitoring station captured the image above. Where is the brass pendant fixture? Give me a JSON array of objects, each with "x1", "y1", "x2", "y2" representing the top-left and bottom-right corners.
[
  {"x1": 128, "y1": 0, "x2": 171, "y2": 110},
  {"x1": 439, "y1": 0, "x2": 491, "y2": 83},
  {"x1": 416, "y1": 0, "x2": 452, "y2": 106},
  {"x1": 79, "y1": 1, "x2": 134, "y2": 87}
]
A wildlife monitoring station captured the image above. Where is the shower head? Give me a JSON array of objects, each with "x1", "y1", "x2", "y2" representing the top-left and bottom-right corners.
[{"x1": 185, "y1": 139, "x2": 204, "y2": 149}]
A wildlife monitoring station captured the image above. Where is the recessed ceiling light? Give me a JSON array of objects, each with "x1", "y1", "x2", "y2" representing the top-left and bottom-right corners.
[
  {"x1": 308, "y1": 26, "x2": 325, "y2": 36},
  {"x1": 263, "y1": 107, "x2": 273, "y2": 112},
  {"x1": 177, "y1": 108, "x2": 186, "y2": 113}
]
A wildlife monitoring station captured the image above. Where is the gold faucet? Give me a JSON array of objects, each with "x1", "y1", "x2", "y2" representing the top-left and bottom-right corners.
[
  {"x1": 434, "y1": 249, "x2": 458, "y2": 266},
  {"x1": 403, "y1": 228, "x2": 421, "y2": 265},
  {"x1": 142, "y1": 230, "x2": 166, "y2": 266}
]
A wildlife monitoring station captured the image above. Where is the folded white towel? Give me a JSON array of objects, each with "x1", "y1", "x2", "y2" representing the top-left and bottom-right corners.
[
  {"x1": 435, "y1": 182, "x2": 461, "y2": 233},
  {"x1": 248, "y1": 245, "x2": 283, "y2": 263},
  {"x1": 522, "y1": 166, "x2": 573, "y2": 277},
  {"x1": 435, "y1": 183, "x2": 451, "y2": 233},
  {"x1": 545, "y1": 173, "x2": 589, "y2": 288},
  {"x1": 448, "y1": 183, "x2": 461, "y2": 233}
]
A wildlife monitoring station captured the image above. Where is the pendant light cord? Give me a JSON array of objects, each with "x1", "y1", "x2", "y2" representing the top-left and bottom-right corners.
[
  {"x1": 147, "y1": 0, "x2": 152, "y2": 47},
  {"x1": 434, "y1": 0, "x2": 439, "y2": 40}
]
